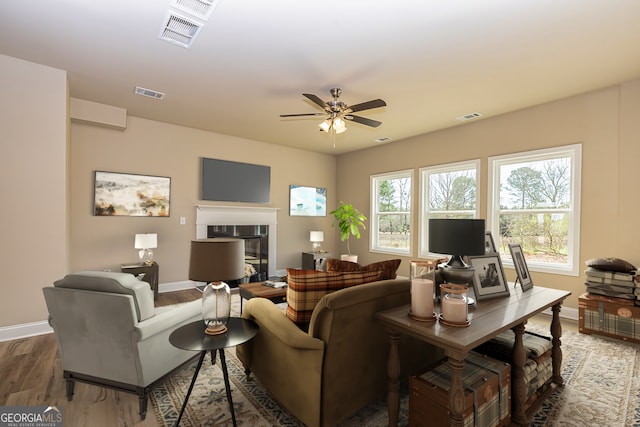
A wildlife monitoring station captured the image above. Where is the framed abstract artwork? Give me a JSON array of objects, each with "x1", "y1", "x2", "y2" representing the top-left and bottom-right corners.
[
  {"x1": 94, "y1": 171, "x2": 171, "y2": 216},
  {"x1": 468, "y1": 254, "x2": 510, "y2": 300},
  {"x1": 289, "y1": 185, "x2": 327, "y2": 216}
]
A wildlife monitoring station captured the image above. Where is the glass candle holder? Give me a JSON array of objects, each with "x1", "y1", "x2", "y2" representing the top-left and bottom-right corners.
[
  {"x1": 202, "y1": 281, "x2": 231, "y2": 335},
  {"x1": 410, "y1": 259, "x2": 438, "y2": 280},
  {"x1": 439, "y1": 283, "x2": 469, "y2": 326}
]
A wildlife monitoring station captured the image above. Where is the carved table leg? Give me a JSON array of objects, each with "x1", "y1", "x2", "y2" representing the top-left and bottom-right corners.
[
  {"x1": 551, "y1": 303, "x2": 564, "y2": 386},
  {"x1": 446, "y1": 353, "x2": 466, "y2": 427},
  {"x1": 386, "y1": 331, "x2": 401, "y2": 427},
  {"x1": 511, "y1": 322, "x2": 528, "y2": 426}
]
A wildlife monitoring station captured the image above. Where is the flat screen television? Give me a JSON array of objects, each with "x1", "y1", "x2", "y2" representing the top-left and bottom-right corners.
[{"x1": 201, "y1": 158, "x2": 270, "y2": 203}]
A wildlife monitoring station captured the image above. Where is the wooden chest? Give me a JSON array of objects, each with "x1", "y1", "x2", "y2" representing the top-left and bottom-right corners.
[
  {"x1": 579, "y1": 293, "x2": 640, "y2": 344},
  {"x1": 409, "y1": 351, "x2": 511, "y2": 427}
]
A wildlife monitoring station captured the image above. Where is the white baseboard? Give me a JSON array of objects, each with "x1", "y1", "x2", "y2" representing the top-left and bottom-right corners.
[
  {"x1": 158, "y1": 280, "x2": 198, "y2": 293},
  {"x1": 0, "y1": 320, "x2": 53, "y2": 342}
]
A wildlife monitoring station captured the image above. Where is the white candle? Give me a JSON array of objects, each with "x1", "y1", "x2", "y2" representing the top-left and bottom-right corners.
[
  {"x1": 411, "y1": 279, "x2": 434, "y2": 318},
  {"x1": 442, "y1": 296, "x2": 467, "y2": 323}
]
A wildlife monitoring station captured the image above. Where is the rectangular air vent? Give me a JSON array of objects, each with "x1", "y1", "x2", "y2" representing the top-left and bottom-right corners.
[
  {"x1": 456, "y1": 112, "x2": 483, "y2": 121},
  {"x1": 171, "y1": 0, "x2": 218, "y2": 21},
  {"x1": 159, "y1": 13, "x2": 202, "y2": 48},
  {"x1": 134, "y1": 86, "x2": 165, "y2": 100}
]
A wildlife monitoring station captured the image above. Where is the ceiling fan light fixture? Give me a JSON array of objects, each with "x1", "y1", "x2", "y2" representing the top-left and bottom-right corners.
[
  {"x1": 319, "y1": 119, "x2": 331, "y2": 132},
  {"x1": 333, "y1": 118, "x2": 347, "y2": 134}
]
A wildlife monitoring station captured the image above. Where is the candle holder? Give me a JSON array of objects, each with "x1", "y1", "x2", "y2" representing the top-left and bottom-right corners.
[
  {"x1": 438, "y1": 283, "x2": 470, "y2": 327},
  {"x1": 409, "y1": 278, "x2": 436, "y2": 322}
]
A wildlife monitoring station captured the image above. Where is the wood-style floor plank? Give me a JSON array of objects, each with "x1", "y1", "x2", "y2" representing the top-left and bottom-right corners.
[{"x1": 0, "y1": 288, "x2": 202, "y2": 427}]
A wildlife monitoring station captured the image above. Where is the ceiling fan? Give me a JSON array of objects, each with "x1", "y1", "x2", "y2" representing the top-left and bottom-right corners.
[{"x1": 280, "y1": 88, "x2": 386, "y2": 134}]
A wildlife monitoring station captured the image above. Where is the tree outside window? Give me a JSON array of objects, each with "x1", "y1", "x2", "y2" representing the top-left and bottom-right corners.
[
  {"x1": 371, "y1": 170, "x2": 412, "y2": 255},
  {"x1": 489, "y1": 144, "x2": 581, "y2": 276},
  {"x1": 419, "y1": 160, "x2": 480, "y2": 257}
]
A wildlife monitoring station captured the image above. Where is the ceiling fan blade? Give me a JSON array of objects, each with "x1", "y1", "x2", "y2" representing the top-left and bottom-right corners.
[
  {"x1": 303, "y1": 93, "x2": 329, "y2": 110},
  {"x1": 280, "y1": 112, "x2": 327, "y2": 117},
  {"x1": 344, "y1": 115, "x2": 382, "y2": 128},
  {"x1": 347, "y1": 99, "x2": 387, "y2": 113}
]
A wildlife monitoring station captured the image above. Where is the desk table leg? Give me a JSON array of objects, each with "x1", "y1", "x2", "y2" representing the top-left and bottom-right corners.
[
  {"x1": 511, "y1": 322, "x2": 528, "y2": 426},
  {"x1": 219, "y1": 349, "x2": 237, "y2": 427},
  {"x1": 175, "y1": 350, "x2": 207, "y2": 427},
  {"x1": 551, "y1": 303, "x2": 564, "y2": 386},
  {"x1": 446, "y1": 352, "x2": 466, "y2": 427},
  {"x1": 385, "y1": 331, "x2": 401, "y2": 427}
]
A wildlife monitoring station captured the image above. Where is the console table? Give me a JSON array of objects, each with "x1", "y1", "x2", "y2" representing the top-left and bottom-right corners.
[{"x1": 376, "y1": 285, "x2": 571, "y2": 427}]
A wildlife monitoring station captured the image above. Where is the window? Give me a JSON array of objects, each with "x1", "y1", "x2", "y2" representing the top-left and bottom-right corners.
[
  {"x1": 488, "y1": 144, "x2": 582, "y2": 276},
  {"x1": 419, "y1": 160, "x2": 480, "y2": 257},
  {"x1": 370, "y1": 170, "x2": 413, "y2": 255}
]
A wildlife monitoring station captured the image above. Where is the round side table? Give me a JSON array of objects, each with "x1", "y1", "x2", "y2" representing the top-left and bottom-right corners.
[{"x1": 169, "y1": 317, "x2": 258, "y2": 427}]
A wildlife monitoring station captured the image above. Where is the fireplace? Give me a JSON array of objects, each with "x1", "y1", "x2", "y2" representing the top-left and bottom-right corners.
[
  {"x1": 195, "y1": 205, "x2": 278, "y2": 281},
  {"x1": 207, "y1": 224, "x2": 268, "y2": 283}
]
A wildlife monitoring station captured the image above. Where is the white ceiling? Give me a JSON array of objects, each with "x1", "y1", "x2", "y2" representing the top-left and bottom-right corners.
[{"x1": 1, "y1": 0, "x2": 639, "y2": 155}]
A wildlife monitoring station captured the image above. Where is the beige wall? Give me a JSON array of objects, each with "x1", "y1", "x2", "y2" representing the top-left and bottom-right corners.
[
  {"x1": 70, "y1": 116, "x2": 337, "y2": 282},
  {"x1": 0, "y1": 54, "x2": 69, "y2": 327},
  {"x1": 335, "y1": 82, "x2": 640, "y2": 310}
]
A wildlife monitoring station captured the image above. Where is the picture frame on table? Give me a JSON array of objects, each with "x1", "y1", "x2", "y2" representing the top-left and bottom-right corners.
[
  {"x1": 509, "y1": 244, "x2": 534, "y2": 291},
  {"x1": 485, "y1": 231, "x2": 497, "y2": 254},
  {"x1": 468, "y1": 254, "x2": 510, "y2": 300}
]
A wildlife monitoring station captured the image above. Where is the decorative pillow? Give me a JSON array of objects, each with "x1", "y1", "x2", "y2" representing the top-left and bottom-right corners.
[
  {"x1": 54, "y1": 271, "x2": 155, "y2": 321},
  {"x1": 326, "y1": 258, "x2": 402, "y2": 280},
  {"x1": 326, "y1": 259, "x2": 361, "y2": 273},
  {"x1": 285, "y1": 269, "x2": 382, "y2": 326},
  {"x1": 586, "y1": 257, "x2": 637, "y2": 273}
]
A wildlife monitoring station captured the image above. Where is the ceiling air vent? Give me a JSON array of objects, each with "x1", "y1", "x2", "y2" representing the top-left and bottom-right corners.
[
  {"x1": 159, "y1": 13, "x2": 202, "y2": 48},
  {"x1": 134, "y1": 86, "x2": 165, "y2": 100},
  {"x1": 171, "y1": 0, "x2": 218, "y2": 21},
  {"x1": 456, "y1": 112, "x2": 483, "y2": 122}
]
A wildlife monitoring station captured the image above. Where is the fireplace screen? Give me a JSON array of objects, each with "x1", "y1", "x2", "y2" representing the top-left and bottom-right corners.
[{"x1": 207, "y1": 225, "x2": 268, "y2": 285}]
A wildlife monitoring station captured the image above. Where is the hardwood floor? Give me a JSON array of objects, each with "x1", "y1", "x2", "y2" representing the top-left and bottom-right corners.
[{"x1": 0, "y1": 288, "x2": 202, "y2": 427}]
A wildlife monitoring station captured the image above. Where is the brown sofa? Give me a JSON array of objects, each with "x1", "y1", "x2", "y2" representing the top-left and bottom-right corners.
[{"x1": 236, "y1": 278, "x2": 443, "y2": 427}]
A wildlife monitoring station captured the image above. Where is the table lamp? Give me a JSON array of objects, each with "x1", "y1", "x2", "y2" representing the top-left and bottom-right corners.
[
  {"x1": 134, "y1": 233, "x2": 157, "y2": 265},
  {"x1": 189, "y1": 238, "x2": 245, "y2": 335},
  {"x1": 428, "y1": 218, "x2": 485, "y2": 285},
  {"x1": 310, "y1": 231, "x2": 324, "y2": 252}
]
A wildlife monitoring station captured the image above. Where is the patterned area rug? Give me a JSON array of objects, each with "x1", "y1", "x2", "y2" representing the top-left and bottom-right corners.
[{"x1": 152, "y1": 302, "x2": 640, "y2": 426}]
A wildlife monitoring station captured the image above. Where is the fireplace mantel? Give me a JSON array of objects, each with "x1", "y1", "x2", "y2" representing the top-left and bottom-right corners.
[{"x1": 195, "y1": 205, "x2": 278, "y2": 276}]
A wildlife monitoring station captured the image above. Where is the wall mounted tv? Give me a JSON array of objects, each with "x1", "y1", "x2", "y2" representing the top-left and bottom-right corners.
[{"x1": 201, "y1": 158, "x2": 271, "y2": 203}]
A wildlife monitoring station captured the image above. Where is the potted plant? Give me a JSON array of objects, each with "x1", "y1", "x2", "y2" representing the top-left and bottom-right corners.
[{"x1": 330, "y1": 201, "x2": 367, "y2": 262}]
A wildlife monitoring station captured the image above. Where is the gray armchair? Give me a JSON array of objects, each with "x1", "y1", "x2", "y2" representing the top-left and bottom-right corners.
[{"x1": 43, "y1": 271, "x2": 202, "y2": 419}]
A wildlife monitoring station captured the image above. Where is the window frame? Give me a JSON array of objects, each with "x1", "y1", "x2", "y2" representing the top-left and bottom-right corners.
[
  {"x1": 418, "y1": 159, "x2": 481, "y2": 258},
  {"x1": 487, "y1": 144, "x2": 582, "y2": 276},
  {"x1": 370, "y1": 169, "x2": 413, "y2": 256}
]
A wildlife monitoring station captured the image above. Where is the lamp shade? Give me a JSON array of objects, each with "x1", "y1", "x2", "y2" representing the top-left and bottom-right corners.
[
  {"x1": 188, "y1": 238, "x2": 245, "y2": 282},
  {"x1": 134, "y1": 233, "x2": 157, "y2": 249},
  {"x1": 310, "y1": 231, "x2": 324, "y2": 242},
  {"x1": 428, "y1": 219, "x2": 485, "y2": 256}
]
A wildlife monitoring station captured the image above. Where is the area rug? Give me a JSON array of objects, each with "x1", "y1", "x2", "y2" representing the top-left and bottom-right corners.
[{"x1": 152, "y1": 311, "x2": 640, "y2": 426}]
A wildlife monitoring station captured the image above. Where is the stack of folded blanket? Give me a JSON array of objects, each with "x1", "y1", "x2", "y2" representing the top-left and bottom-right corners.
[
  {"x1": 474, "y1": 330, "x2": 553, "y2": 410},
  {"x1": 584, "y1": 257, "x2": 638, "y2": 302}
]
